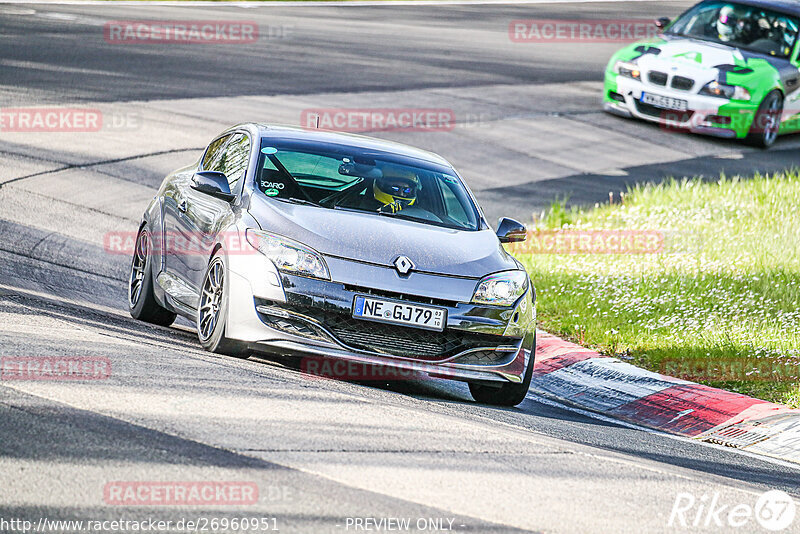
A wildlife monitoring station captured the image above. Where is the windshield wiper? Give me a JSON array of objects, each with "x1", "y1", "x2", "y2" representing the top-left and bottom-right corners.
[
  {"x1": 279, "y1": 197, "x2": 324, "y2": 207},
  {"x1": 375, "y1": 209, "x2": 419, "y2": 222},
  {"x1": 376, "y1": 210, "x2": 465, "y2": 230}
]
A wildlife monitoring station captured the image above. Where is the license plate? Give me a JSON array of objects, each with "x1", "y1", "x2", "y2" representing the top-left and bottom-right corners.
[
  {"x1": 641, "y1": 92, "x2": 688, "y2": 111},
  {"x1": 352, "y1": 295, "x2": 446, "y2": 332}
]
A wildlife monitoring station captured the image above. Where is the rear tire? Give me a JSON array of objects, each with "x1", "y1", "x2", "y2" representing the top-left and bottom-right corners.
[
  {"x1": 469, "y1": 335, "x2": 536, "y2": 407},
  {"x1": 197, "y1": 252, "x2": 249, "y2": 358},
  {"x1": 129, "y1": 226, "x2": 177, "y2": 327},
  {"x1": 746, "y1": 90, "x2": 782, "y2": 149}
]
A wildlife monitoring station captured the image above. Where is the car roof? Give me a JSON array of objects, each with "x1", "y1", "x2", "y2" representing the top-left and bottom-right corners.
[
  {"x1": 714, "y1": 0, "x2": 800, "y2": 18},
  {"x1": 241, "y1": 123, "x2": 452, "y2": 167}
]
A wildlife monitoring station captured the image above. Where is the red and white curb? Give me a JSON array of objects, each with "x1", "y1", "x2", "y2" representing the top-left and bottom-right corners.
[{"x1": 531, "y1": 331, "x2": 800, "y2": 465}]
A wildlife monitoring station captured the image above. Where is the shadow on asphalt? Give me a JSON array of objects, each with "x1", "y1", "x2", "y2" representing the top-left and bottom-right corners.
[
  {"x1": 5, "y1": 283, "x2": 800, "y2": 499},
  {"x1": 480, "y1": 133, "x2": 800, "y2": 216},
  {"x1": 250, "y1": 353, "x2": 800, "y2": 496}
]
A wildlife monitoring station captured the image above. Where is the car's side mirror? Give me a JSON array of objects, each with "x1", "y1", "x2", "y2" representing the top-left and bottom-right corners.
[
  {"x1": 496, "y1": 217, "x2": 527, "y2": 243},
  {"x1": 655, "y1": 17, "x2": 670, "y2": 29},
  {"x1": 191, "y1": 171, "x2": 235, "y2": 202}
]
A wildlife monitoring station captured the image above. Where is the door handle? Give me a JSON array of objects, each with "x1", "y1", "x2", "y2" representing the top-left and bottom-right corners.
[{"x1": 178, "y1": 199, "x2": 187, "y2": 213}]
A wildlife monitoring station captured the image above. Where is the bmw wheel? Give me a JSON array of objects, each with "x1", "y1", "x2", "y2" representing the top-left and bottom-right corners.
[
  {"x1": 197, "y1": 252, "x2": 248, "y2": 357},
  {"x1": 747, "y1": 90, "x2": 783, "y2": 149},
  {"x1": 129, "y1": 226, "x2": 176, "y2": 326},
  {"x1": 469, "y1": 335, "x2": 536, "y2": 407}
]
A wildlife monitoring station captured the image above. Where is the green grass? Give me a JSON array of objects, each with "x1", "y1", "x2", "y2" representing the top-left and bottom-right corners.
[{"x1": 514, "y1": 170, "x2": 800, "y2": 407}]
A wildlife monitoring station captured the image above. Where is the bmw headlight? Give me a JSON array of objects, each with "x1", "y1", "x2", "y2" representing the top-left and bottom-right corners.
[
  {"x1": 699, "y1": 81, "x2": 751, "y2": 100},
  {"x1": 614, "y1": 61, "x2": 641, "y2": 80},
  {"x1": 245, "y1": 229, "x2": 330, "y2": 280},
  {"x1": 472, "y1": 270, "x2": 528, "y2": 307}
]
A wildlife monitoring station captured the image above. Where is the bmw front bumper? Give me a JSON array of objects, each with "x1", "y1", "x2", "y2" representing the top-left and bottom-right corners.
[{"x1": 604, "y1": 73, "x2": 757, "y2": 139}]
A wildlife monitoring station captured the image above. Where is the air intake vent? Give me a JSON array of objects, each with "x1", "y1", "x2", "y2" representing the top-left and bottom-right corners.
[
  {"x1": 258, "y1": 302, "x2": 517, "y2": 361},
  {"x1": 671, "y1": 76, "x2": 694, "y2": 91},
  {"x1": 648, "y1": 71, "x2": 668, "y2": 85}
]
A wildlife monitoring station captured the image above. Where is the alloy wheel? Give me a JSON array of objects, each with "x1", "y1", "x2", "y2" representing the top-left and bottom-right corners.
[
  {"x1": 198, "y1": 258, "x2": 224, "y2": 341},
  {"x1": 763, "y1": 97, "x2": 780, "y2": 146},
  {"x1": 129, "y1": 229, "x2": 148, "y2": 308}
]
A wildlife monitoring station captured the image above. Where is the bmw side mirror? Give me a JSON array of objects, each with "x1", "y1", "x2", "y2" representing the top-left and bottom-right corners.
[
  {"x1": 496, "y1": 217, "x2": 527, "y2": 243},
  {"x1": 191, "y1": 171, "x2": 235, "y2": 202},
  {"x1": 655, "y1": 17, "x2": 670, "y2": 29}
]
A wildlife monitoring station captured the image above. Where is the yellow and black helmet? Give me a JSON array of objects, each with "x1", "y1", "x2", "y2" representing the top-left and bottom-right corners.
[{"x1": 373, "y1": 167, "x2": 420, "y2": 210}]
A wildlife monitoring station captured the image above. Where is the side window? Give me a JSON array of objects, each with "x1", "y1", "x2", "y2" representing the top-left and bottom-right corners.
[
  {"x1": 201, "y1": 134, "x2": 230, "y2": 170},
  {"x1": 440, "y1": 180, "x2": 470, "y2": 226},
  {"x1": 212, "y1": 133, "x2": 250, "y2": 192}
]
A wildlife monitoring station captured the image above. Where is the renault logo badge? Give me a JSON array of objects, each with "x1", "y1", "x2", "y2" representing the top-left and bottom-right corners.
[{"x1": 394, "y1": 256, "x2": 414, "y2": 275}]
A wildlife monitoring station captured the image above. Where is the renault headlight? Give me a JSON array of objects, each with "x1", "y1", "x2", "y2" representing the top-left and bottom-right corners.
[
  {"x1": 699, "y1": 81, "x2": 751, "y2": 100},
  {"x1": 472, "y1": 270, "x2": 528, "y2": 307},
  {"x1": 245, "y1": 229, "x2": 330, "y2": 280},
  {"x1": 614, "y1": 61, "x2": 641, "y2": 80}
]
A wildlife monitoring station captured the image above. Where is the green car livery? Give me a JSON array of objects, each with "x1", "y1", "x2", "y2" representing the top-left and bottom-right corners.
[{"x1": 604, "y1": 0, "x2": 800, "y2": 147}]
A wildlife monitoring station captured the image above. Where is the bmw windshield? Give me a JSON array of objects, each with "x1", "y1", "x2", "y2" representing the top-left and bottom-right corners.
[
  {"x1": 255, "y1": 140, "x2": 482, "y2": 231},
  {"x1": 666, "y1": 1, "x2": 800, "y2": 58}
]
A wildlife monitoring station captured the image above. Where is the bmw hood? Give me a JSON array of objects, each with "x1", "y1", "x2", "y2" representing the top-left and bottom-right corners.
[
  {"x1": 248, "y1": 194, "x2": 518, "y2": 279},
  {"x1": 631, "y1": 37, "x2": 787, "y2": 86}
]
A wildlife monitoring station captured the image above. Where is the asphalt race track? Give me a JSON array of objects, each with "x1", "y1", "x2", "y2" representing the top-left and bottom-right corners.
[{"x1": 1, "y1": 2, "x2": 800, "y2": 533}]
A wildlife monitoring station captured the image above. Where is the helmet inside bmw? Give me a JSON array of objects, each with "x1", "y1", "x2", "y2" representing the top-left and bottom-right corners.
[{"x1": 717, "y1": 5, "x2": 745, "y2": 42}]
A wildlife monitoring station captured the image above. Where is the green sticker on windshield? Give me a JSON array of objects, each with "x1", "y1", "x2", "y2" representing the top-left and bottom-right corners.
[
  {"x1": 264, "y1": 188, "x2": 280, "y2": 197},
  {"x1": 443, "y1": 174, "x2": 458, "y2": 184},
  {"x1": 261, "y1": 147, "x2": 278, "y2": 155}
]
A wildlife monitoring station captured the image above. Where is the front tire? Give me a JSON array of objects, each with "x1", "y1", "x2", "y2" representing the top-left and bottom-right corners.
[
  {"x1": 469, "y1": 335, "x2": 536, "y2": 407},
  {"x1": 197, "y1": 252, "x2": 248, "y2": 357},
  {"x1": 746, "y1": 90, "x2": 783, "y2": 149},
  {"x1": 129, "y1": 227, "x2": 176, "y2": 327}
]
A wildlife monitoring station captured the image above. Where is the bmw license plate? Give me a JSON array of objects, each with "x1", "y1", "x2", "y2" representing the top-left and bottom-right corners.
[
  {"x1": 353, "y1": 295, "x2": 446, "y2": 332},
  {"x1": 641, "y1": 92, "x2": 688, "y2": 111}
]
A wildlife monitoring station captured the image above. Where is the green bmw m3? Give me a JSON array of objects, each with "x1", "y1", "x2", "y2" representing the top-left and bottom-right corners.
[{"x1": 604, "y1": 0, "x2": 800, "y2": 147}]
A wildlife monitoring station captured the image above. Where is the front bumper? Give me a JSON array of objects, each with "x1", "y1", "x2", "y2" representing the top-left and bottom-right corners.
[
  {"x1": 604, "y1": 73, "x2": 756, "y2": 139},
  {"x1": 225, "y1": 253, "x2": 535, "y2": 384}
]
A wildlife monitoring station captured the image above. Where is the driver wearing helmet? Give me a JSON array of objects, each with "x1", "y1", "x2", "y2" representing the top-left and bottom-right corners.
[
  {"x1": 369, "y1": 167, "x2": 420, "y2": 214},
  {"x1": 717, "y1": 5, "x2": 745, "y2": 42}
]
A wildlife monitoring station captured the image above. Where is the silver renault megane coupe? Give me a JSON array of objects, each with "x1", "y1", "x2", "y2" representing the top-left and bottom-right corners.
[{"x1": 128, "y1": 124, "x2": 536, "y2": 405}]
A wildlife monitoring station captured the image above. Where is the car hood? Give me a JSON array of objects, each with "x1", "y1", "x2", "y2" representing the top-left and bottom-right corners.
[
  {"x1": 247, "y1": 194, "x2": 518, "y2": 279},
  {"x1": 632, "y1": 36, "x2": 785, "y2": 87}
]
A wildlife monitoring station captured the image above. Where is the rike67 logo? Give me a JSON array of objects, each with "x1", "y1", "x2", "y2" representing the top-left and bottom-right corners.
[{"x1": 669, "y1": 490, "x2": 796, "y2": 531}]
